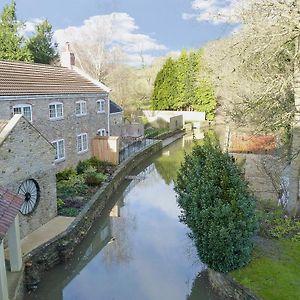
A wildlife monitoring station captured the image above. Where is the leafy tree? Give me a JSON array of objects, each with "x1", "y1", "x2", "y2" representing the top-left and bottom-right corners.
[
  {"x1": 175, "y1": 135, "x2": 257, "y2": 272},
  {"x1": 0, "y1": 0, "x2": 32, "y2": 61},
  {"x1": 27, "y1": 20, "x2": 58, "y2": 64}
]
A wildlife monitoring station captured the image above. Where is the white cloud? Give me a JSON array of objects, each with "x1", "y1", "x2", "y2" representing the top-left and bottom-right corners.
[
  {"x1": 184, "y1": 0, "x2": 241, "y2": 24},
  {"x1": 54, "y1": 13, "x2": 167, "y2": 65},
  {"x1": 20, "y1": 18, "x2": 44, "y2": 35}
]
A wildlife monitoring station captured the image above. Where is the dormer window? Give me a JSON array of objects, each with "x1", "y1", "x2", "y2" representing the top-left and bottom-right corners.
[
  {"x1": 97, "y1": 99, "x2": 105, "y2": 113},
  {"x1": 49, "y1": 102, "x2": 63, "y2": 120},
  {"x1": 13, "y1": 104, "x2": 32, "y2": 122},
  {"x1": 75, "y1": 100, "x2": 87, "y2": 116}
]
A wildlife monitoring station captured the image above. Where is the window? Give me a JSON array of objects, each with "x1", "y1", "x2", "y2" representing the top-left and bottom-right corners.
[
  {"x1": 97, "y1": 129, "x2": 106, "y2": 136},
  {"x1": 75, "y1": 101, "x2": 87, "y2": 116},
  {"x1": 97, "y1": 99, "x2": 105, "y2": 113},
  {"x1": 52, "y1": 139, "x2": 65, "y2": 161},
  {"x1": 49, "y1": 102, "x2": 63, "y2": 120},
  {"x1": 13, "y1": 104, "x2": 32, "y2": 122},
  {"x1": 77, "y1": 133, "x2": 88, "y2": 153}
]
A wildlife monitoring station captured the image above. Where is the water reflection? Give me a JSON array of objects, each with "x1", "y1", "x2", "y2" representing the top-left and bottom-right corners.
[{"x1": 25, "y1": 135, "x2": 223, "y2": 300}]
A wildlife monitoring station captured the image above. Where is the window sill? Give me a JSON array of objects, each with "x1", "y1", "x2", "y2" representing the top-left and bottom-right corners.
[
  {"x1": 75, "y1": 113, "x2": 88, "y2": 117},
  {"x1": 78, "y1": 149, "x2": 88, "y2": 155},
  {"x1": 54, "y1": 158, "x2": 65, "y2": 164},
  {"x1": 97, "y1": 111, "x2": 106, "y2": 114},
  {"x1": 50, "y1": 117, "x2": 64, "y2": 121}
]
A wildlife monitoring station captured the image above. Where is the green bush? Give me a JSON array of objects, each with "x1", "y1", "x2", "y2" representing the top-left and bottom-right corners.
[
  {"x1": 175, "y1": 135, "x2": 257, "y2": 273},
  {"x1": 77, "y1": 157, "x2": 113, "y2": 174},
  {"x1": 83, "y1": 166, "x2": 107, "y2": 186},
  {"x1": 57, "y1": 198, "x2": 65, "y2": 209},
  {"x1": 56, "y1": 168, "x2": 77, "y2": 182},
  {"x1": 58, "y1": 207, "x2": 79, "y2": 217},
  {"x1": 76, "y1": 160, "x2": 92, "y2": 174},
  {"x1": 57, "y1": 174, "x2": 88, "y2": 198},
  {"x1": 259, "y1": 209, "x2": 300, "y2": 239},
  {"x1": 145, "y1": 128, "x2": 169, "y2": 138}
]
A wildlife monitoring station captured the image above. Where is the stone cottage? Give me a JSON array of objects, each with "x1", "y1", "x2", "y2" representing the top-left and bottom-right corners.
[
  {"x1": 0, "y1": 115, "x2": 56, "y2": 238},
  {"x1": 0, "y1": 49, "x2": 123, "y2": 171}
]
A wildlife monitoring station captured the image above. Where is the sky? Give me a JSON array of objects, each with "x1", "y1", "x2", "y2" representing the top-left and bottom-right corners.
[{"x1": 0, "y1": 0, "x2": 238, "y2": 65}]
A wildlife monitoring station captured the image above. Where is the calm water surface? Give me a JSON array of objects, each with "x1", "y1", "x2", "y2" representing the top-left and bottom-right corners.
[{"x1": 25, "y1": 136, "x2": 223, "y2": 300}]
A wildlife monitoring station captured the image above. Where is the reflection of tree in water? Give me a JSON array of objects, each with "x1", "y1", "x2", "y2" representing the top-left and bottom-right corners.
[
  {"x1": 154, "y1": 138, "x2": 194, "y2": 184},
  {"x1": 187, "y1": 271, "x2": 224, "y2": 300},
  {"x1": 101, "y1": 198, "x2": 137, "y2": 266}
]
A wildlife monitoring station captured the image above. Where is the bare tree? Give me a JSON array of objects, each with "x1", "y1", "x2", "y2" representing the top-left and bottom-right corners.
[{"x1": 204, "y1": 0, "x2": 300, "y2": 215}]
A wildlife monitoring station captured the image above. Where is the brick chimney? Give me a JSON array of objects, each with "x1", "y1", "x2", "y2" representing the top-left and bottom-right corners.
[{"x1": 60, "y1": 42, "x2": 75, "y2": 68}]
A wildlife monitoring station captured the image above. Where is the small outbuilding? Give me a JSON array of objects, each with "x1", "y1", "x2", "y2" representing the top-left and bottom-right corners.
[{"x1": 0, "y1": 115, "x2": 57, "y2": 238}]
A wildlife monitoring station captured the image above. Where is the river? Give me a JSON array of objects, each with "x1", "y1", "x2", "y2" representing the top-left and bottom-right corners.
[{"x1": 24, "y1": 136, "x2": 223, "y2": 300}]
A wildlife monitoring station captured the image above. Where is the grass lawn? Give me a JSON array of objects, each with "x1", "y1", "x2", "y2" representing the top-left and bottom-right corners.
[{"x1": 231, "y1": 239, "x2": 300, "y2": 300}]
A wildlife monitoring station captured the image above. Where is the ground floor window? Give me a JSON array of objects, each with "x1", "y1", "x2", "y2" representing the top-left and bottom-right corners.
[
  {"x1": 97, "y1": 129, "x2": 106, "y2": 136},
  {"x1": 77, "y1": 133, "x2": 88, "y2": 153},
  {"x1": 52, "y1": 139, "x2": 65, "y2": 161}
]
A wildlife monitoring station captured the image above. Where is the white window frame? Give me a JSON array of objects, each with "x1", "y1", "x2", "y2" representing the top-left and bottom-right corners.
[
  {"x1": 97, "y1": 99, "x2": 106, "y2": 113},
  {"x1": 75, "y1": 100, "x2": 87, "y2": 116},
  {"x1": 77, "y1": 133, "x2": 88, "y2": 154},
  {"x1": 13, "y1": 104, "x2": 32, "y2": 122},
  {"x1": 49, "y1": 102, "x2": 64, "y2": 120},
  {"x1": 52, "y1": 139, "x2": 65, "y2": 162},
  {"x1": 97, "y1": 129, "x2": 106, "y2": 136}
]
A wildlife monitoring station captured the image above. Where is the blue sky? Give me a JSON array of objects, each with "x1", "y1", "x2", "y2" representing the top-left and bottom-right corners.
[{"x1": 0, "y1": 0, "x2": 236, "y2": 64}]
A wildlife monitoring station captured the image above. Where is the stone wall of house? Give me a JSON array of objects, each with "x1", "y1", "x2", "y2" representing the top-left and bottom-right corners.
[
  {"x1": 0, "y1": 118, "x2": 57, "y2": 238},
  {"x1": 233, "y1": 153, "x2": 283, "y2": 203},
  {"x1": 110, "y1": 112, "x2": 123, "y2": 136},
  {"x1": 0, "y1": 93, "x2": 109, "y2": 171}
]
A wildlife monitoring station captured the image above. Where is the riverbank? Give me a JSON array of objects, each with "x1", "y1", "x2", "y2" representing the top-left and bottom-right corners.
[{"x1": 230, "y1": 237, "x2": 300, "y2": 300}]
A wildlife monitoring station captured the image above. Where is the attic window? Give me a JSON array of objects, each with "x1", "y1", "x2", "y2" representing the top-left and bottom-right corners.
[{"x1": 13, "y1": 104, "x2": 32, "y2": 122}]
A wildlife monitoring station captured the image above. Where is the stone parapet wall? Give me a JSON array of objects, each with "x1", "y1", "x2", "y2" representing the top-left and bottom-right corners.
[
  {"x1": 23, "y1": 140, "x2": 163, "y2": 290},
  {"x1": 209, "y1": 269, "x2": 260, "y2": 300}
]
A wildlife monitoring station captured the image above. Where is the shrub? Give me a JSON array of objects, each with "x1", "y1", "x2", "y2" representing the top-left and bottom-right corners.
[
  {"x1": 58, "y1": 207, "x2": 79, "y2": 217},
  {"x1": 57, "y1": 174, "x2": 88, "y2": 198},
  {"x1": 76, "y1": 160, "x2": 92, "y2": 174},
  {"x1": 83, "y1": 166, "x2": 107, "y2": 186},
  {"x1": 57, "y1": 198, "x2": 65, "y2": 209},
  {"x1": 56, "y1": 168, "x2": 77, "y2": 182},
  {"x1": 175, "y1": 135, "x2": 257, "y2": 273}
]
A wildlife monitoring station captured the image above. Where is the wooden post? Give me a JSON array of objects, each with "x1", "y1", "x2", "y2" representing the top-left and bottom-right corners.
[
  {"x1": 7, "y1": 215, "x2": 22, "y2": 272},
  {"x1": 0, "y1": 242, "x2": 9, "y2": 300}
]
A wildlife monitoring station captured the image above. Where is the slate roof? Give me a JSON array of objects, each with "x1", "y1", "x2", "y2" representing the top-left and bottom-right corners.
[
  {"x1": 0, "y1": 187, "x2": 23, "y2": 241},
  {"x1": 110, "y1": 100, "x2": 123, "y2": 114},
  {"x1": 0, "y1": 60, "x2": 106, "y2": 96}
]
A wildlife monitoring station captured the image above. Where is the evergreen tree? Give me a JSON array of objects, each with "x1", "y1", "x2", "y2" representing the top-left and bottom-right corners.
[
  {"x1": 151, "y1": 57, "x2": 177, "y2": 110},
  {"x1": 27, "y1": 20, "x2": 58, "y2": 64},
  {"x1": 150, "y1": 49, "x2": 217, "y2": 120},
  {"x1": 175, "y1": 135, "x2": 257, "y2": 273},
  {"x1": 0, "y1": 0, "x2": 32, "y2": 61}
]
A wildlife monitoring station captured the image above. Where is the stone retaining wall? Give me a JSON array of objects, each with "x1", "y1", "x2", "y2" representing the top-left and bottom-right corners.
[
  {"x1": 23, "y1": 140, "x2": 163, "y2": 291},
  {"x1": 208, "y1": 269, "x2": 260, "y2": 300}
]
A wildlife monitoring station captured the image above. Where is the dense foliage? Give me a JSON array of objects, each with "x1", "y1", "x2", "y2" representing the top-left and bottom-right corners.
[
  {"x1": 0, "y1": 1, "x2": 57, "y2": 64},
  {"x1": 151, "y1": 49, "x2": 216, "y2": 120},
  {"x1": 175, "y1": 136, "x2": 257, "y2": 272},
  {"x1": 0, "y1": 0, "x2": 32, "y2": 61},
  {"x1": 26, "y1": 20, "x2": 58, "y2": 64}
]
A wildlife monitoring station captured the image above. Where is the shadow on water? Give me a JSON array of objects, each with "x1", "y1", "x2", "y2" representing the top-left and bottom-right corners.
[{"x1": 24, "y1": 135, "x2": 225, "y2": 300}]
